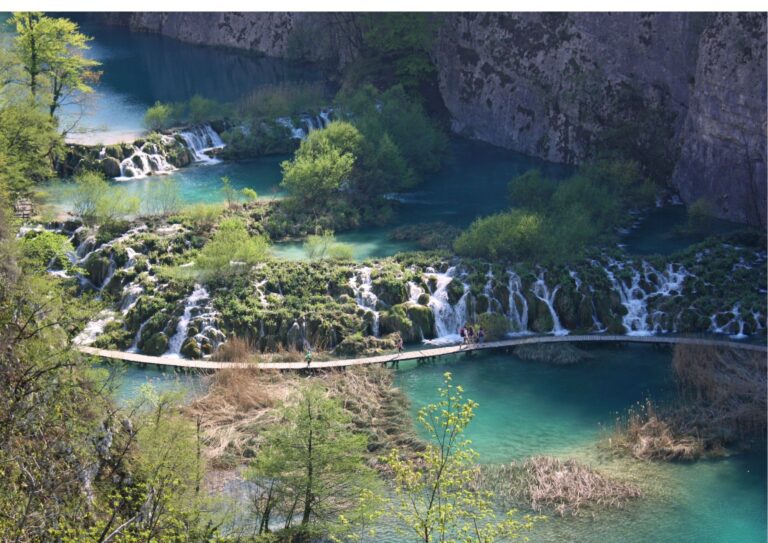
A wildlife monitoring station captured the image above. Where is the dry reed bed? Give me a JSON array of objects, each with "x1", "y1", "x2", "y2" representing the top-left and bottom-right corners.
[
  {"x1": 476, "y1": 456, "x2": 642, "y2": 517},
  {"x1": 185, "y1": 365, "x2": 421, "y2": 472},
  {"x1": 613, "y1": 344, "x2": 766, "y2": 460}
]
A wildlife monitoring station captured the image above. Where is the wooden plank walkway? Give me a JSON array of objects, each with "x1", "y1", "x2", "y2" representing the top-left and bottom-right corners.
[{"x1": 77, "y1": 334, "x2": 767, "y2": 371}]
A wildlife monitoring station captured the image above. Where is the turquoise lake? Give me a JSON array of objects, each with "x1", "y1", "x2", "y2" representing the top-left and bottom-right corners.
[
  {"x1": 33, "y1": 18, "x2": 766, "y2": 542},
  {"x1": 112, "y1": 344, "x2": 767, "y2": 543}
]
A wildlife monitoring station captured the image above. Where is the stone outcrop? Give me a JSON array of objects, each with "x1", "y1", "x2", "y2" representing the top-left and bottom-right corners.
[
  {"x1": 95, "y1": 12, "x2": 767, "y2": 225},
  {"x1": 671, "y1": 14, "x2": 767, "y2": 227}
]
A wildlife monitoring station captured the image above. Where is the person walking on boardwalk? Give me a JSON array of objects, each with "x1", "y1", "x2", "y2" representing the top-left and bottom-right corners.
[
  {"x1": 305, "y1": 348, "x2": 312, "y2": 367},
  {"x1": 467, "y1": 325, "x2": 475, "y2": 344},
  {"x1": 396, "y1": 336, "x2": 404, "y2": 353},
  {"x1": 459, "y1": 325, "x2": 467, "y2": 346},
  {"x1": 478, "y1": 327, "x2": 485, "y2": 344}
]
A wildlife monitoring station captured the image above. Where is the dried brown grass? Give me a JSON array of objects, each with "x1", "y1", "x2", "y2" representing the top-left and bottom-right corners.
[
  {"x1": 185, "y1": 366, "x2": 421, "y2": 472},
  {"x1": 612, "y1": 344, "x2": 766, "y2": 460},
  {"x1": 211, "y1": 336, "x2": 256, "y2": 363},
  {"x1": 477, "y1": 456, "x2": 641, "y2": 516}
]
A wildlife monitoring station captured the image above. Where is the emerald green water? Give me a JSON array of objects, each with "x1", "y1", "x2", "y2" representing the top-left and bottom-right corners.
[{"x1": 393, "y1": 344, "x2": 767, "y2": 543}]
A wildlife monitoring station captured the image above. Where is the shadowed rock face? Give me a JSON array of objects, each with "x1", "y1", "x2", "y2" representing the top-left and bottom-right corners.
[
  {"x1": 96, "y1": 12, "x2": 767, "y2": 225},
  {"x1": 671, "y1": 13, "x2": 767, "y2": 227}
]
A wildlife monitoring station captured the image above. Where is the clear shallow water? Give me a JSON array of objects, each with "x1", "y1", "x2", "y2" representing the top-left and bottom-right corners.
[
  {"x1": 106, "y1": 362, "x2": 204, "y2": 405},
  {"x1": 393, "y1": 344, "x2": 767, "y2": 543}
]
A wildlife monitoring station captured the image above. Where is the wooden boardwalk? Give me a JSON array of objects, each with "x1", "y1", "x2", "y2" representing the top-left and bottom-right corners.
[{"x1": 77, "y1": 334, "x2": 767, "y2": 371}]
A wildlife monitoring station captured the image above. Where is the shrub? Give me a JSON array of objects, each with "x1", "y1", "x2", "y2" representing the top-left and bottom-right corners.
[
  {"x1": 68, "y1": 171, "x2": 139, "y2": 225},
  {"x1": 476, "y1": 313, "x2": 510, "y2": 341},
  {"x1": 241, "y1": 187, "x2": 259, "y2": 202},
  {"x1": 454, "y1": 210, "x2": 544, "y2": 261},
  {"x1": 303, "y1": 231, "x2": 354, "y2": 261},
  {"x1": 19, "y1": 231, "x2": 74, "y2": 272},
  {"x1": 144, "y1": 101, "x2": 173, "y2": 130},
  {"x1": 195, "y1": 217, "x2": 270, "y2": 281},
  {"x1": 144, "y1": 178, "x2": 182, "y2": 216}
]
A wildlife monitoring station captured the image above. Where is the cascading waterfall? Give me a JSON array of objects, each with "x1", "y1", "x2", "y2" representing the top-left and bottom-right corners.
[
  {"x1": 603, "y1": 258, "x2": 688, "y2": 336},
  {"x1": 532, "y1": 271, "x2": 568, "y2": 336},
  {"x1": 178, "y1": 124, "x2": 225, "y2": 163},
  {"x1": 506, "y1": 271, "x2": 529, "y2": 334},
  {"x1": 349, "y1": 267, "x2": 380, "y2": 336},
  {"x1": 276, "y1": 109, "x2": 333, "y2": 140},
  {"x1": 482, "y1": 268, "x2": 504, "y2": 314},
  {"x1": 425, "y1": 267, "x2": 470, "y2": 344},
  {"x1": 116, "y1": 144, "x2": 176, "y2": 179},
  {"x1": 73, "y1": 311, "x2": 116, "y2": 346},
  {"x1": 164, "y1": 285, "x2": 209, "y2": 358},
  {"x1": 128, "y1": 316, "x2": 152, "y2": 353},
  {"x1": 709, "y1": 304, "x2": 748, "y2": 339}
]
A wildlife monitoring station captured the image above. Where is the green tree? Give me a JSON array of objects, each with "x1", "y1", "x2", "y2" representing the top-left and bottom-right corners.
[
  {"x1": 68, "y1": 171, "x2": 139, "y2": 225},
  {"x1": 358, "y1": 14, "x2": 442, "y2": 91},
  {"x1": 9, "y1": 12, "x2": 100, "y2": 120},
  {"x1": 281, "y1": 122, "x2": 361, "y2": 210},
  {"x1": 249, "y1": 383, "x2": 378, "y2": 539},
  {"x1": 144, "y1": 101, "x2": 173, "y2": 130},
  {"x1": 220, "y1": 175, "x2": 239, "y2": 208},
  {"x1": 0, "y1": 101, "x2": 61, "y2": 192},
  {"x1": 304, "y1": 230, "x2": 354, "y2": 261},
  {"x1": 241, "y1": 187, "x2": 259, "y2": 202},
  {"x1": 454, "y1": 210, "x2": 544, "y2": 262},
  {"x1": 145, "y1": 178, "x2": 182, "y2": 216},
  {"x1": 195, "y1": 217, "x2": 269, "y2": 281},
  {"x1": 384, "y1": 373, "x2": 538, "y2": 543}
]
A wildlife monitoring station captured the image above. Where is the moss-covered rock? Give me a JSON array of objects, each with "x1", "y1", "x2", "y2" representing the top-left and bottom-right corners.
[
  {"x1": 476, "y1": 312, "x2": 509, "y2": 340},
  {"x1": 181, "y1": 337, "x2": 202, "y2": 359},
  {"x1": 143, "y1": 332, "x2": 168, "y2": 356},
  {"x1": 100, "y1": 157, "x2": 121, "y2": 178},
  {"x1": 406, "y1": 303, "x2": 435, "y2": 339},
  {"x1": 446, "y1": 279, "x2": 465, "y2": 305}
]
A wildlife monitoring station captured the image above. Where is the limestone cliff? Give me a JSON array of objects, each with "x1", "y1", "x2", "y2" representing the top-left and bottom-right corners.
[
  {"x1": 672, "y1": 13, "x2": 766, "y2": 226},
  {"x1": 95, "y1": 12, "x2": 767, "y2": 225}
]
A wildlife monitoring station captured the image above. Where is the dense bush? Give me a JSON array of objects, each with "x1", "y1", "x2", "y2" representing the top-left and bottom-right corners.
[
  {"x1": 194, "y1": 217, "x2": 270, "y2": 282},
  {"x1": 68, "y1": 171, "x2": 139, "y2": 225}
]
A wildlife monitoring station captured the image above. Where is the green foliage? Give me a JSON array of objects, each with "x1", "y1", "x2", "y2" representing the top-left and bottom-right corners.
[
  {"x1": 458, "y1": 159, "x2": 655, "y2": 264},
  {"x1": 68, "y1": 171, "x2": 139, "y2": 225},
  {"x1": 144, "y1": 178, "x2": 181, "y2": 216},
  {"x1": 249, "y1": 383, "x2": 378, "y2": 535},
  {"x1": 144, "y1": 100, "x2": 173, "y2": 130},
  {"x1": 686, "y1": 198, "x2": 716, "y2": 234},
  {"x1": 18, "y1": 230, "x2": 74, "y2": 273},
  {"x1": 236, "y1": 82, "x2": 327, "y2": 120},
  {"x1": 281, "y1": 121, "x2": 360, "y2": 209},
  {"x1": 476, "y1": 312, "x2": 510, "y2": 341},
  {"x1": 0, "y1": 101, "x2": 61, "y2": 192},
  {"x1": 507, "y1": 169, "x2": 557, "y2": 211},
  {"x1": 188, "y1": 93, "x2": 226, "y2": 123},
  {"x1": 304, "y1": 230, "x2": 354, "y2": 261},
  {"x1": 9, "y1": 12, "x2": 101, "y2": 119},
  {"x1": 195, "y1": 217, "x2": 270, "y2": 282},
  {"x1": 220, "y1": 175, "x2": 239, "y2": 208},
  {"x1": 454, "y1": 210, "x2": 545, "y2": 261},
  {"x1": 176, "y1": 202, "x2": 223, "y2": 230},
  {"x1": 241, "y1": 187, "x2": 259, "y2": 202},
  {"x1": 337, "y1": 84, "x2": 447, "y2": 181},
  {"x1": 384, "y1": 372, "x2": 538, "y2": 542},
  {"x1": 353, "y1": 14, "x2": 442, "y2": 91}
]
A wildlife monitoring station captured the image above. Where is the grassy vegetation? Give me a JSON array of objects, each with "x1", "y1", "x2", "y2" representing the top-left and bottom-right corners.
[{"x1": 455, "y1": 159, "x2": 656, "y2": 264}]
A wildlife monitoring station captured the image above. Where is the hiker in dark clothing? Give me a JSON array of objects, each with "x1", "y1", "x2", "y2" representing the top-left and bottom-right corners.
[
  {"x1": 396, "y1": 336, "x2": 404, "y2": 353},
  {"x1": 467, "y1": 326, "x2": 475, "y2": 344},
  {"x1": 459, "y1": 325, "x2": 467, "y2": 345}
]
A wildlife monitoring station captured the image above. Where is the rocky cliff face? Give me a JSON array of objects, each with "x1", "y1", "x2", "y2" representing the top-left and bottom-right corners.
[
  {"x1": 672, "y1": 14, "x2": 767, "y2": 227},
  {"x1": 98, "y1": 12, "x2": 766, "y2": 225}
]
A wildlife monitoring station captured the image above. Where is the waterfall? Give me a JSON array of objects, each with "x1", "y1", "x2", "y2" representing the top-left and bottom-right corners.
[
  {"x1": 425, "y1": 267, "x2": 469, "y2": 345},
  {"x1": 276, "y1": 109, "x2": 333, "y2": 140},
  {"x1": 531, "y1": 272, "x2": 568, "y2": 336},
  {"x1": 116, "y1": 145, "x2": 176, "y2": 180},
  {"x1": 120, "y1": 284, "x2": 144, "y2": 313},
  {"x1": 163, "y1": 285, "x2": 209, "y2": 358},
  {"x1": 603, "y1": 258, "x2": 688, "y2": 336},
  {"x1": 506, "y1": 271, "x2": 529, "y2": 334},
  {"x1": 482, "y1": 268, "x2": 503, "y2": 314},
  {"x1": 128, "y1": 316, "x2": 152, "y2": 353},
  {"x1": 709, "y1": 304, "x2": 748, "y2": 339},
  {"x1": 349, "y1": 267, "x2": 380, "y2": 336},
  {"x1": 74, "y1": 311, "x2": 116, "y2": 346},
  {"x1": 178, "y1": 124, "x2": 224, "y2": 163}
]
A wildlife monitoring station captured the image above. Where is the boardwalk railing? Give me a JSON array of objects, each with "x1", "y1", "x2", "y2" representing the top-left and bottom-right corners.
[{"x1": 77, "y1": 334, "x2": 768, "y2": 371}]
